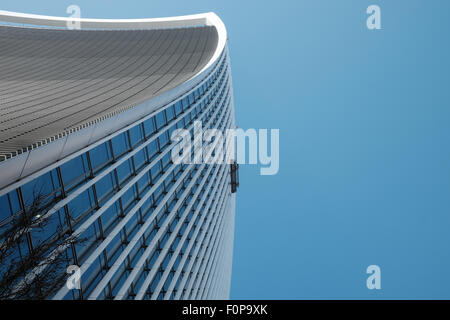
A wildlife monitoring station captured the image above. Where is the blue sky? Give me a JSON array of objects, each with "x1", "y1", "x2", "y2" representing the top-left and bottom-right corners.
[{"x1": 2, "y1": 0, "x2": 450, "y2": 299}]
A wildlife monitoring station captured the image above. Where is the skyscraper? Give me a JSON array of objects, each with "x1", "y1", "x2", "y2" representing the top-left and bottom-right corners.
[{"x1": 0, "y1": 11, "x2": 237, "y2": 300}]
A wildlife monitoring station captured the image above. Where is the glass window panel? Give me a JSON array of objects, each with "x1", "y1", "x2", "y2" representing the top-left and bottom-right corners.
[
  {"x1": 184, "y1": 112, "x2": 191, "y2": 125},
  {"x1": 182, "y1": 97, "x2": 189, "y2": 111},
  {"x1": 67, "y1": 187, "x2": 96, "y2": 222},
  {"x1": 60, "y1": 154, "x2": 90, "y2": 191},
  {"x1": 168, "y1": 125, "x2": 176, "y2": 143},
  {"x1": 21, "y1": 170, "x2": 59, "y2": 207},
  {"x1": 158, "y1": 131, "x2": 169, "y2": 149},
  {"x1": 140, "y1": 196, "x2": 154, "y2": 218},
  {"x1": 190, "y1": 110, "x2": 197, "y2": 122},
  {"x1": 8, "y1": 190, "x2": 21, "y2": 214},
  {"x1": 155, "y1": 111, "x2": 167, "y2": 130},
  {"x1": 133, "y1": 149, "x2": 147, "y2": 171},
  {"x1": 188, "y1": 93, "x2": 195, "y2": 105},
  {"x1": 76, "y1": 222, "x2": 101, "y2": 263},
  {"x1": 176, "y1": 117, "x2": 185, "y2": 129},
  {"x1": 174, "y1": 101, "x2": 183, "y2": 116},
  {"x1": 150, "y1": 162, "x2": 162, "y2": 182},
  {"x1": 89, "y1": 142, "x2": 112, "y2": 172},
  {"x1": 101, "y1": 201, "x2": 121, "y2": 232},
  {"x1": 95, "y1": 172, "x2": 116, "y2": 203},
  {"x1": 144, "y1": 117, "x2": 156, "y2": 138},
  {"x1": 0, "y1": 194, "x2": 11, "y2": 222},
  {"x1": 137, "y1": 173, "x2": 151, "y2": 196},
  {"x1": 194, "y1": 89, "x2": 200, "y2": 102},
  {"x1": 153, "y1": 184, "x2": 165, "y2": 206},
  {"x1": 147, "y1": 140, "x2": 159, "y2": 161},
  {"x1": 111, "y1": 133, "x2": 130, "y2": 158},
  {"x1": 129, "y1": 124, "x2": 144, "y2": 147},
  {"x1": 162, "y1": 153, "x2": 171, "y2": 170},
  {"x1": 116, "y1": 159, "x2": 134, "y2": 186},
  {"x1": 166, "y1": 106, "x2": 175, "y2": 122},
  {"x1": 121, "y1": 185, "x2": 137, "y2": 212},
  {"x1": 31, "y1": 208, "x2": 64, "y2": 248}
]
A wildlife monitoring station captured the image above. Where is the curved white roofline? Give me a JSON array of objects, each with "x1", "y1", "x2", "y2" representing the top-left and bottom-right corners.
[{"x1": 0, "y1": 10, "x2": 227, "y2": 75}]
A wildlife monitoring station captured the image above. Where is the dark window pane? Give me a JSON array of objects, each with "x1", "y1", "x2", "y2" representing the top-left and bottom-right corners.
[
  {"x1": 76, "y1": 222, "x2": 101, "y2": 263},
  {"x1": 182, "y1": 97, "x2": 189, "y2": 111},
  {"x1": 68, "y1": 187, "x2": 96, "y2": 222},
  {"x1": 101, "y1": 201, "x2": 121, "y2": 233},
  {"x1": 116, "y1": 159, "x2": 134, "y2": 186},
  {"x1": 158, "y1": 132, "x2": 169, "y2": 149},
  {"x1": 133, "y1": 149, "x2": 147, "y2": 171},
  {"x1": 137, "y1": 172, "x2": 151, "y2": 196},
  {"x1": 60, "y1": 154, "x2": 90, "y2": 191},
  {"x1": 8, "y1": 190, "x2": 21, "y2": 214},
  {"x1": 162, "y1": 153, "x2": 171, "y2": 170},
  {"x1": 188, "y1": 93, "x2": 195, "y2": 105},
  {"x1": 174, "y1": 101, "x2": 183, "y2": 116},
  {"x1": 166, "y1": 106, "x2": 175, "y2": 122},
  {"x1": 121, "y1": 185, "x2": 137, "y2": 212},
  {"x1": 176, "y1": 118, "x2": 185, "y2": 129},
  {"x1": 21, "y1": 170, "x2": 59, "y2": 206},
  {"x1": 129, "y1": 125, "x2": 144, "y2": 147},
  {"x1": 150, "y1": 162, "x2": 162, "y2": 182},
  {"x1": 111, "y1": 133, "x2": 130, "y2": 158},
  {"x1": 147, "y1": 140, "x2": 159, "y2": 161},
  {"x1": 155, "y1": 111, "x2": 167, "y2": 130},
  {"x1": 144, "y1": 117, "x2": 156, "y2": 138},
  {"x1": 90, "y1": 143, "x2": 112, "y2": 172},
  {"x1": 0, "y1": 194, "x2": 11, "y2": 222},
  {"x1": 31, "y1": 208, "x2": 64, "y2": 247},
  {"x1": 95, "y1": 172, "x2": 116, "y2": 203}
]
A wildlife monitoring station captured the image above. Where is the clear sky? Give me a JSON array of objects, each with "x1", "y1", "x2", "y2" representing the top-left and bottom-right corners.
[{"x1": 2, "y1": 0, "x2": 450, "y2": 299}]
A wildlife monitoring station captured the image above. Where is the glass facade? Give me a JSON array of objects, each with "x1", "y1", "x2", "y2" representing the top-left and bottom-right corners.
[{"x1": 0, "y1": 49, "x2": 236, "y2": 300}]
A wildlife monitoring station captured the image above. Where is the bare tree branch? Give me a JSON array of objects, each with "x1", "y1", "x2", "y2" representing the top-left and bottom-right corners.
[{"x1": 0, "y1": 187, "x2": 86, "y2": 300}]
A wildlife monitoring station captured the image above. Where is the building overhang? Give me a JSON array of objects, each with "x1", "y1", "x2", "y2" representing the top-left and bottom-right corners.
[{"x1": 0, "y1": 10, "x2": 228, "y2": 195}]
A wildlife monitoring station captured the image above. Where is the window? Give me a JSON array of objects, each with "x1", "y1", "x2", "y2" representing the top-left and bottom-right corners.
[
  {"x1": 133, "y1": 149, "x2": 148, "y2": 171},
  {"x1": 168, "y1": 125, "x2": 176, "y2": 143},
  {"x1": 89, "y1": 143, "x2": 112, "y2": 172},
  {"x1": 194, "y1": 89, "x2": 200, "y2": 102},
  {"x1": 116, "y1": 159, "x2": 134, "y2": 186},
  {"x1": 0, "y1": 190, "x2": 21, "y2": 222},
  {"x1": 0, "y1": 194, "x2": 11, "y2": 222},
  {"x1": 137, "y1": 172, "x2": 151, "y2": 196},
  {"x1": 155, "y1": 111, "x2": 167, "y2": 130},
  {"x1": 166, "y1": 106, "x2": 175, "y2": 122},
  {"x1": 158, "y1": 131, "x2": 169, "y2": 149},
  {"x1": 76, "y1": 221, "x2": 101, "y2": 263},
  {"x1": 21, "y1": 170, "x2": 60, "y2": 206},
  {"x1": 129, "y1": 124, "x2": 144, "y2": 147},
  {"x1": 95, "y1": 172, "x2": 117, "y2": 204},
  {"x1": 180, "y1": 96, "x2": 187, "y2": 109},
  {"x1": 184, "y1": 112, "x2": 191, "y2": 125},
  {"x1": 101, "y1": 201, "x2": 121, "y2": 234},
  {"x1": 188, "y1": 93, "x2": 195, "y2": 105},
  {"x1": 174, "y1": 101, "x2": 183, "y2": 116},
  {"x1": 111, "y1": 133, "x2": 130, "y2": 158},
  {"x1": 144, "y1": 117, "x2": 156, "y2": 137},
  {"x1": 151, "y1": 161, "x2": 162, "y2": 183},
  {"x1": 121, "y1": 184, "x2": 138, "y2": 213},
  {"x1": 162, "y1": 153, "x2": 172, "y2": 171},
  {"x1": 67, "y1": 187, "x2": 96, "y2": 222},
  {"x1": 31, "y1": 208, "x2": 65, "y2": 248},
  {"x1": 60, "y1": 154, "x2": 90, "y2": 192},
  {"x1": 176, "y1": 118, "x2": 185, "y2": 129},
  {"x1": 147, "y1": 140, "x2": 159, "y2": 161}
]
